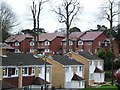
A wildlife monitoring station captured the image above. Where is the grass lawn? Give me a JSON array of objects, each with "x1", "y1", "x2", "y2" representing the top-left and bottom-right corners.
[{"x1": 79, "y1": 85, "x2": 118, "y2": 90}]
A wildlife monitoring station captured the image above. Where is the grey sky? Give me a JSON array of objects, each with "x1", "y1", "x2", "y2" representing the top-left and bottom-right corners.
[{"x1": 3, "y1": 0, "x2": 119, "y2": 33}]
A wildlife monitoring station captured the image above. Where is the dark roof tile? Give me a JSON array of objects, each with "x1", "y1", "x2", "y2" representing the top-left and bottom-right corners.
[
  {"x1": 78, "y1": 51, "x2": 102, "y2": 60},
  {"x1": 32, "y1": 77, "x2": 50, "y2": 85},
  {"x1": 39, "y1": 33, "x2": 65, "y2": 41},
  {"x1": 1, "y1": 53, "x2": 51, "y2": 66},
  {"x1": 52, "y1": 55, "x2": 83, "y2": 65}
]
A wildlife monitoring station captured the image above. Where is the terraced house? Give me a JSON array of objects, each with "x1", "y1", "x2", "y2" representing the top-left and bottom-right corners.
[
  {"x1": 40, "y1": 54, "x2": 85, "y2": 89},
  {"x1": 0, "y1": 52, "x2": 52, "y2": 89},
  {"x1": 62, "y1": 31, "x2": 119, "y2": 57}
]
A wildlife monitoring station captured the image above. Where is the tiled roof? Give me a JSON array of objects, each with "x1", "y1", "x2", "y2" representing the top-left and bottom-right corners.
[
  {"x1": 2, "y1": 76, "x2": 50, "y2": 88},
  {"x1": 52, "y1": 55, "x2": 83, "y2": 65},
  {"x1": 5, "y1": 34, "x2": 33, "y2": 42},
  {"x1": 78, "y1": 51, "x2": 102, "y2": 60},
  {"x1": 71, "y1": 74, "x2": 84, "y2": 81},
  {"x1": 1, "y1": 80, "x2": 17, "y2": 89},
  {"x1": 32, "y1": 77, "x2": 50, "y2": 85},
  {"x1": 62, "y1": 32, "x2": 85, "y2": 41},
  {"x1": 0, "y1": 43, "x2": 14, "y2": 49},
  {"x1": 1, "y1": 53, "x2": 51, "y2": 66},
  {"x1": 38, "y1": 33, "x2": 65, "y2": 41},
  {"x1": 94, "y1": 67, "x2": 103, "y2": 73},
  {"x1": 80, "y1": 31, "x2": 103, "y2": 41}
]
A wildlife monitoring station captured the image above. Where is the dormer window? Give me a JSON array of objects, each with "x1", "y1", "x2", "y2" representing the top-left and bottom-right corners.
[
  {"x1": 15, "y1": 42, "x2": 19, "y2": 46},
  {"x1": 78, "y1": 40, "x2": 83, "y2": 45},
  {"x1": 44, "y1": 41, "x2": 50, "y2": 45},
  {"x1": 30, "y1": 41, "x2": 34, "y2": 46}
]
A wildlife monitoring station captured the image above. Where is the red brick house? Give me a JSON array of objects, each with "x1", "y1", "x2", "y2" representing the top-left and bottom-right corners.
[
  {"x1": 5, "y1": 34, "x2": 33, "y2": 53},
  {"x1": 38, "y1": 33, "x2": 65, "y2": 54},
  {"x1": 62, "y1": 32, "x2": 85, "y2": 53},
  {"x1": 62, "y1": 31, "x2": 119, "y2": 57},
  {"x1": 5, "y1": 33, "x2": 65, "y2": 54}
]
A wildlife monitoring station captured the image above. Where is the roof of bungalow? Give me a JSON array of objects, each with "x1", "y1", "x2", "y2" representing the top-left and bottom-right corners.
[
  {"x1": 5, "y1": 34, "x2": 33, "y2": 42},
  {"x1": 78, "y1": 51, "x2": 102, "y2": 60},
  {"x1": 80, "y1": 31, "x2": 103, "y2": 41},
  {"x1": 1, "y1": 53, "x2": 51, "y2": 66},
  {"x1": 38, "y1": 32, "x2": 65, "y2": 41},
  {"x1": 51, "y1": 55, "x2": 83, "y2": 65}
]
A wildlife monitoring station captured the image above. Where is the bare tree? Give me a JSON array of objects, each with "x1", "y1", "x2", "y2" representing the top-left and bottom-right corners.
[
  {"x1": 0, "y1": 1, "x2": 18, "y2": 42},
  {"x1": 30, "y1": 0, "x2": 47, "y2": 53},
  {"x1": 53, "y1": 0, "x2": 82, "y2": 53},
  {"x1": 99, "y1": 0, "x2": 120, "y2": 85}
]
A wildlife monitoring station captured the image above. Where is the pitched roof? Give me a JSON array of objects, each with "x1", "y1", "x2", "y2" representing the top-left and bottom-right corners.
[
  {"x1": 71, "y1": 74, "x2": 84, "y2": 81},
  {"x1": 78, "y1": 51, "x2": 102, "y2": 60},
  {"x1": 1, "y1": 80, "x2": 17, "y2": 89},
  {"x1": 1, "y1": 53, "x2": 51, "y2": 66},
  {"x1": 51, "y1": 55, "x2": 83, "y2": 65},
  {"x1": 62, "y1": 32, "x2": 85, "y2": 41},
  {"x1": 80, "y1": 31, "x2": 103, "y2": 41},
  {"x1": 94, "y1": 67, "x2": 104, "y2": 73},
  {"x1": 0, "y1": 43, "x2": 14, "y2": 49},
  {"x1": 5, "y1": 34, "x2": 33, "y2": 42},
  {"x1": 32, "y1": 77, "x2": 50, "y2": 85},
  {"x1": 38, "y1": 33, "x2": 65, "y2": 41}
]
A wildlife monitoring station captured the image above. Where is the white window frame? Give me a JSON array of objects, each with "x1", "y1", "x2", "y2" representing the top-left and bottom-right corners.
[
  {"x1": 78, "y1": 40, "x2": 83, "y2": 45},
  {"x1": 65, "y1": 67, "x2": 69, "y2": 72},
  {"x1": 44, "y1": 41, "x2": 50, "y2": 45},
  {"x1": 15, "y1": 42, "x2": 20, "y2": 46},
  {"x1": 44, "y1": 49, "x2": 50, "y2": 53},
  {"x1": 30, "y1": 41, "x2": 34, "y2": 46},
  {"x1": 90, "y1": 73, "x2": 93, "y2": 80},
  {"x1": 69, "y1": 41, "x2": 73, "y2": 45},
  {"x1": 22, "y1": 67, "x2": 28, "y2": 75},
  {"x1": 15, "y1": 49, "x2": 20, "y2": 53},
  {"x1": 3, "y1": 68, "x2": 8, "y2": 77},
  {"x1": 39, "y1": 67, "x2": 42, "y2": 74},
  {"x1": 31, "y1": 67, "x2": 35, "y2": 75},
  {"x1": 100, "y1": 61, "x2": 103, "y2": 65},
  {"x1": 11, "y1": 68, "x2": 18, "y2": 76},
  {"x1": 79, "y1": 66, "x2": 82, "y2": 71},
  {"x1": 90, "y1": 61, "x2": 92, "y2": 66},
  {"x1": 64, "y1": 42, "x2": 66, "y2": 45},
  {"x1": 104, "y1": 41, "x2": 108, "y2": 46},
  {"x1": 46, "y1": 67, "x2": 50, "y2": 73},
  {"x1": 30, "y1": 49, "x2": 34, "y2": 53}
]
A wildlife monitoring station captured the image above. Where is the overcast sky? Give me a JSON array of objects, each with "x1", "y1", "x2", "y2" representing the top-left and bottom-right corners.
[{"x1": 3, "y1": 0, "x2": 119, "y2": 33}]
